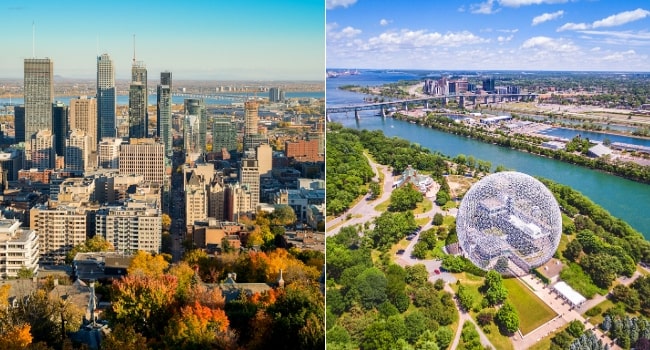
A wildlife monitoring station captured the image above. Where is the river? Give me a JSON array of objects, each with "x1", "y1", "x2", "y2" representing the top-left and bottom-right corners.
[{"x1": 327, "y1": 70, "x2": 650, "y2": 238}]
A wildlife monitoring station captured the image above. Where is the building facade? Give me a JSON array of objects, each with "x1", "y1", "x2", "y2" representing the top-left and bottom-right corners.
[
  {"x1": 157, "y1": 71, "x2": 173, "y2": 156},
  {"x1": 0, "y1": 219, "x2": 39, "y2": 278},
  {"x1": 97, "y1": 53, "x2": 116, "y2": 139},
  {"x1": 128, "y1": 83, "x2": 147, "y2": 139},
  {"x1": 119, "y1": 138, "x2": 165, "y2": 184},
  {"x1": 30, "y1": 204, "x2": 89, "y2": 264},
  {"x1": 96, "y1": 201, "x2": 161, "y2": 254},
  {"x1": 212, "y1": 117, "x2": 237, "y2": 155},
  {"x1": 69, "y1": 96, "x2": 98, "y2": 153},
  {"x1": 31, "y1": 129, "x2": 55, "y2": 171},
  {"x1": 52, "y1": 102, "x2": 68, "y2": 157},
  {"x1": 184, "y1": 99, "x2": 207, "y2": 153},
  {"x1": 65, "y1": 129, "x2": 91, "y2": 173},
  {"x1": 24, "y1": 58, "x2": 54, "y2": 143},
  {"x1": 98, "y1": 137, "x2": 122, "y2": 169}
]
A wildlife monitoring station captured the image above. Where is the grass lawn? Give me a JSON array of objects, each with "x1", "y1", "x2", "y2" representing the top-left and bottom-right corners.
[
  {"x1": 374, "y1": 199, "x2": 390, "y2": 212},
  {"x1": 503, "y1": 278, "x2": 557, "y2": 335},
  {"x1": 443, "y1": 215, "x2": 456, "y2": 227},
  {"x1": 481, "y1": 323, "x2": 515, "y2": 350},
  {"x1": 416, "y1": 217, "x2": 430, "y2": 226},
  {"x1": 584, "y1": 299, "x2": 615, "y2": 325},
  {"x1": 527, "y1": 323, "x2": 570, "y2": 350},
  {"x1": 415, "y1": 198, "x2": 433, "y2": 213},
  {"x1": 556, "y1": 233, "x2": 572, "y2": 262}
]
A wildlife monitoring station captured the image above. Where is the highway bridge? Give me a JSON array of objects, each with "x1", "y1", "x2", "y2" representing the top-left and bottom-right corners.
[{"x1": 326, "y1": 93, "x2": 538, "y2": 120}]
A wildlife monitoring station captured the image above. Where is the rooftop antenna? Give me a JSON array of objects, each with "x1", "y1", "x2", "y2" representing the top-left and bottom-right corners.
[
  {"x1": 132, "y1": 34, "x2": 136, "y2": 64},
  {"x1": 32, "y1": 21, "x2": 35, "y2": 58}
]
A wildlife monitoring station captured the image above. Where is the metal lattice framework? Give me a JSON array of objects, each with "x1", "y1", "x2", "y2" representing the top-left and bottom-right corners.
[{"x1": 456, "y1": 171, "x2": 562, "y2": 276}]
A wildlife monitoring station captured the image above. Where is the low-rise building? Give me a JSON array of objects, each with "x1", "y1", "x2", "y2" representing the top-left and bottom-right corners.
[{"x1": 0, "y1": 218, "x2": 39, "y2": 278}]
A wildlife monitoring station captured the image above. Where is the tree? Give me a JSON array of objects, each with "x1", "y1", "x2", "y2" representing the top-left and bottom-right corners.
[
  {"x1": 404, "y1": 310, "x2": 427, "y2": 343},
  {"x1": 435, "y1": 190, "x2": 451, "y2": 207},
  {"x1": 65, "y1": 235, "x2": 114, "y2": 263},
  {"x1": 270, "y1": 205, "x2": 297, "y2": 227},
  {"x1": 456, "y1": 285, "x2": 475, "y2": 311},
  {"x1": 353, "y1": 267, "x2": 388, "y2": 309},
  {"x1": 482, "y1": 270, "x2": 508, "y2": 306},
  {"x1": 369, "y1": 182, "x2": 381, "y2": 200},
  {"x1": 435, "y1": 326, "x2": 453, "y2": 350},
  {"x1": 389, "y1": 184, "x2": 423, "y2": 212},
  {"x1": 566, "y1": 320, "x2": 585, "y2": 337},
  {"x1": 16, "y1": 267, "x2": 34, "y2": 279},
  {"x1": 412, "y1": 241, "x2": 429, "y2": 259},
  {"x1": 101, "y1": 323, "x2": 149, "y2": 350},
  {"x1": 128, "y1": 251, "x2": 170, "y2": 277},
  {"x1": 432, "y1": 213, "x2": 444, "y2": 226},
  {"x1": 162, "y1": 213, "x2": 172, "y2": 231},
  {"x1": 163, "y1": 301, "x2": 233, "y2": 348},
  {"x1": 495, "y1": 301, "x2": 519, "y2": 334},
  {"x1": 0, "y1": 324, "x2": 33, "y2": 349},
  {"x1": 563, "y1": 239, "x2": 583, "y2": 262}
]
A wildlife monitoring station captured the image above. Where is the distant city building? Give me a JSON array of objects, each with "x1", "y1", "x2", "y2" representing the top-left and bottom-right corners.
[
  {"x1": 119, "y1": 138, "x2": 165, "y2": 184},
  {"x1": 224, "y1": 183, "x2": 254, "y2": 222},
  {"x1": 482, "y1": 77, "x2": 495, "y2": 93},
  {"x1": 14, "y1": 105, "x2": 25, "y2": 143},
  {"x1": 184, "y1": 99, "x2": 207, "y2": 153},
  {"x1": 31, "y1": 129, "x2": 55, "y2": 171},
  {"x1": 269, "y1": 87, "x2": 284, "y2": 102},
  {"x1": 98, "y1": 138, "x2": 122, "y2": 169},
  {"x1": 256, "y1": 143, "x2": 273, "y2": 178},
  {"x1": 69, "y1": 96, "x2": 98, "y2": 153},
  {"x1": 52, "y1": 102, "x2": 68, "y2": 157},
  {"x1": 244, "y1": 100, "x2": 268, "y2": 149},
  {"x1": 157, "y1": 71, "x2": 173, "y2": 156},
  {"x1": 285, "y1": 139, "x2": 322, "y2": 162},
  {"x1": 96, "y1": 201, "x2": 161, "y2": 254},
  {"x1": 97, "y1": 53, "x2": 117, "y2": 139},
  {"x1": 0, "y1": 149, "x2": 23, "y2": 181},
  {"x1": 212, "y1": 117, "x2": 237, "y2": 155},
  {"x1": 183, "y1": 115, "x2": 202, "y2": 154},
  {"x1": 0, "y1": 219, "x2": 39, "y2": 278},
  {"x1": 185, "y1": 170, "x2": 208, "y2": 228},
  {"x1": 65, "y1": 129, "x2": 91, "y2": 173}
]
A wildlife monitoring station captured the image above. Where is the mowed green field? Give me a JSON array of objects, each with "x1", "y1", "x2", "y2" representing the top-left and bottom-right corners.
[{"x1": 504, "y1": 278, "x2": 557, "y2": 335}]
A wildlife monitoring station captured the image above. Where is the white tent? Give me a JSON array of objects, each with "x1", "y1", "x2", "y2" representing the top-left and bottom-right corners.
[{"x1": 553, "y1": 281, "x2": 586, "y2": 307}]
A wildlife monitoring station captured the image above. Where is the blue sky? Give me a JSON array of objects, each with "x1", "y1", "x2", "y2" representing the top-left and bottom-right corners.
[
  {"x1": 327, "y1": 0, "x2": 650, "y2": 71},
  {"x1": 0, "y1": 0, "x2": 324, "y2": 80}
]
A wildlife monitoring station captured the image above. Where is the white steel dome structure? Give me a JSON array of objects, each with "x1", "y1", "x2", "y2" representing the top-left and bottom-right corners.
[{"x1": 456, "y1": 171, "x2": 562, "y2": 276}]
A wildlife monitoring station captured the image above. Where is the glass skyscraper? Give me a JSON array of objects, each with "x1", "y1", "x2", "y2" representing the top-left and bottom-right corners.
[
  {"x1": 157, "y1": 71, "x2": 172, "y2": 156},
  {"x1": 97, "y1": 53, "x2": 116, "y2": 139}
]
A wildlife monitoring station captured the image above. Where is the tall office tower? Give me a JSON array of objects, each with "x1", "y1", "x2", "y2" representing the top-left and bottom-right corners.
[
  {"x1": 243, "y1": 100, "x2": 267, "y2": 150},
  {"x1": 130, "y1": 57, "x2": 148, "y2": 136},
  {"x1": 128, "y1": 82, "x2": 147, "y2": 139},
  {"x1": 212, "y1": 117, "x2": 237, "y2": 155},
  {"x1": 239, "y1": 157, "x2": 260, "y2": 210},
  {"x1": 24, "y1": 58, "x2": 54, "y2": 142},
  {"x1": 482, "y1": 77, "x2": 495, "y2": 93},
  {"x1": 119, "y1": 138, "x2": 164, "y2": 184},
  {"x1": 269, "y1": 87, "x2": 284, "y2": 102},
  {"x1": 157, "y1": 71, "x2": 172, "y2": 156},
  {"x1": 52, "y1": 102, "x2": 68, "y2": 156},
  {"x1": 98, "y1": 137, "x2": 122, "y2": 169},
  {"x1": 256, "y1": 143, "x2": 272, "y2": 178},
  {"x1": 30, "y1": 204, "x2": 88, "y2": 264},
  {"x1": 0, "y1": 219, "x2": 39, "y2": 278},
  {"x1": 65, "y1": 129, "x2": 90, "y2": 173},
  {"x1": 96, "y1": 201, "x2": 162, "y2": 253},
  {"x1": 31, "y1": 129, "x2": 55, "y2": 170},
  {"x1": 97, "y1": 53, "x2": 116, "y2": 139},
  {"x1": 69, "y1": 96, "x2": 97, "y2": 153},
  {"x1": 184, "y1": 99, "x2": 207, "y2": 153},
  {"x1": 14, "y1": 106, "x2": 25, "y2": 143}
]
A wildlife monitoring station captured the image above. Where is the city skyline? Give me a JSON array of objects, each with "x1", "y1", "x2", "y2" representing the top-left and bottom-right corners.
[
  {"x1": 327, "y1": 0, "x2": 650, "y2": 72},
  {"x1": 1, "y1": 0, "x2": 324, "y2": 80}
]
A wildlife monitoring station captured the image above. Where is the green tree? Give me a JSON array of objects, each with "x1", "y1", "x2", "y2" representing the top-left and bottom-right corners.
[
  {"x1": 563, "y1": 239, "x2": 583, "y2": 262},
  {"x1": 565, "y1": 320, "x2": 585, "y2": 337},
  {"x1": 482, "y1": 270, "x2": 508, "y2": 306},
  {"x1": 404, "y1": 310, "x2": 427, "y2": 343},
  {"x1": 412, "y1": 241, "x2": 429, "y2": 259},
  {"x1": 271, "y1": 205, "x2": 297, "y2": 227},
  {"x1": 432, "y1": 213, "x2": 444, "y2": 226},
  {"x1": 495, "y1": 301, "x2": 519, "y2": 334},
  {"x1": 369, "y1": 182, "x2": 381, "y2": 200},
  {"x1": 389, "y1": 184, "x2": 423, "y2": 212},
  {"x1": 65, "y1": 235, "x2": 114, "y2": 263},
  {"x1": 352, "y1": 267, "x2": 388, "y2": 309},
  {"x1": 456, "y1": 285, "x2": 475, "y2": 311},
  {"x1": 435, "y1": 326, "x2": 453, "y2": 350},
  {"x1": 435, "y1": 190, "x2": 451, "y2": 207},
  {"x1": 16, "y1": 267, "x2": 34, "y2": 279}
]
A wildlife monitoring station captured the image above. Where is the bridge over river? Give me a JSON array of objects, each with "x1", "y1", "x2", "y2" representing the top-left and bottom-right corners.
[{"x1": 326, "y1": 93, "x2": 537, "y2": 120}]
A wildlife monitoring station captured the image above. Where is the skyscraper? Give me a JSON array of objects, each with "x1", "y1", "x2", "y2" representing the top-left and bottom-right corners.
[
  {"x1": 24, "y1": 58, "x2": 53, "y2": 164},
  {"x1": 129, "y1": 58, "x2": 148, "y2": 139},
  {"x1": 212, "y1": 117, "x2": 237, "y2": 155},
  {"x1": 243, "y1": 100, "x2": 267, "y2": 150},
  {"x1": 65, "y1": 129, "x2": 90, "y2": 173},
  {"x1": 14, "y1": 106, "x2": 25, "y2": 143},
  {"x1": 239, "y1": 157, "x2": 260, "y2": 210},
  {"x1": 119, "y1": 138, "x2": 165, "y2": 185},
  {"x1": 97, "y1": 53, "x2": 116, "y2": 139},
  {"x1": 69, "y1": 96, "x2": 97, "y2": 153},
  {"x1": 184, "y1": 99, "x2": 207, "y2": 153},
  {"x1": 52, "y1": 102, "x2": 68, "y2": 157},
  {"x1": 31, "y1": 129, "x2": 55, "y2": 171},
  {"x1": 269, "y1": 87, "x2": 284, "y2": 102},
  {"x1": 157, "y1": 72, "x2": 172, "y2": 156}
]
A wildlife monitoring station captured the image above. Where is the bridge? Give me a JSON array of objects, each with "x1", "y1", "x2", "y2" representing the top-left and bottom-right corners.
[
  {"x1": 172, "y1": 92, "x2": 251, "y2": 101},
  {"x1": 326, "y1": 93, "x2": 538, "y2": 120}
]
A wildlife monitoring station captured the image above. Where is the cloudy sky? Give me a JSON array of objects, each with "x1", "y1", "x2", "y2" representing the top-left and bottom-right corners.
[
  {"x1": 0, "y1": 0, "x2": 324, "y2": 80},
  {"x1": 327, "y1": 0, "x2": 650, "y2": 71}
]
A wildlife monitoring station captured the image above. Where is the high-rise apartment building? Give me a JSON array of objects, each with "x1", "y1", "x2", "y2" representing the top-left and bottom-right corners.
[
  {"x1": 65, "y1": 129, "x2": 91, "y2": 173},
  {"x1": 239, "y1": 158, "x2": 260, "y2": 210},
  {"x1": 24, "y1": 58, "x2": 53, "y2": 142},
  {"x1": 119, "y1": 138, "x2": 164, "y2": 184},
  {"x1": 30, "y1": 204, "x2": 89, "y2": 264},
  {"x1": 183, "y1": 115, "x2": 201, "y2": 154},
  {"x1": 69, "y1": 96, "x2": 97, "y2": 153},
  {"x1": 256, "y1": 143, "x2": 272, "y2": 177},
  {"x1": 157, "y1": 72, "x2": 173, "y2": 156},
  {"x1": 96, "y1": 201, "x2": 161, "y2": 253},
  {"x1": 185, "y1": 170, "x2": 208, "y2": 227},
  {"x1": 243, "y1": 100, "x2": 267, "y2": 150},
  {"x1": 184, "y1": 99, "x2": 207, "y2": 153},
  {"x1": 31, "y1": 129, "x2": 55, "y2": 170},
  {"x1": 52, "y1": 102, "x2": 68, "y2": 156},
  {"x1": 97, "y1": 53, "x2": 116, "y2": 139},
  {"x1": 269, "y1": 87, "x2": 284, "y2": 102},
  {"x1": 0, "y1": 219, "x2": 39, "y2": 278},
  {"x1": 212, "y1": 117, "x2": 237, "y2": 155},
  {"x1": 98, "y1": 137, "x2": 122, "y2": 169}
]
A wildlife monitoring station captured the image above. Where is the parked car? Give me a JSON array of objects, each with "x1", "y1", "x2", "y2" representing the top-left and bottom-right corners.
[{"x1": 396, "y1": 249, "x2": 406, "y2": 255}]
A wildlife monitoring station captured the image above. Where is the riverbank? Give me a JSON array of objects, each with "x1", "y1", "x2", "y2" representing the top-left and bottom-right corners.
[{"x1": 393, "y1": 112, "x2": 650, "y2": 184}]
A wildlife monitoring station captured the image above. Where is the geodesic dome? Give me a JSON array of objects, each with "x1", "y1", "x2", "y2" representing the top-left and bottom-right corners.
[{"x1": 455, "y1": 171, "x2": 562, "y2": 276}]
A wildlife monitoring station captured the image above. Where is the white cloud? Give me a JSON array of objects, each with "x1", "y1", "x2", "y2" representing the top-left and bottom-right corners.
[
  {"x1": 532, "y1": 10, "x2": 564, "y2": 26},
  {"x1": 590, "y1": 47, "x2": 601, "y2": 51},
  {"x1": 602, "y1": 49, "x2": 637, "y2": 61},
  {"x1": 367, "y1": 29, "x2": 489, "y2": 49},
  {"x1": 498, "y1": 35, "x2": 514, "y2": 42},
  {"x1": 497, "y1": 28, "x2": 519, "y2": 33},
  {"x1": 593, "y1": 8, "x2": 650, "y2": 28},
  {"x1": 557, "y1": 22, "x2": 589, "y2": 31},
  {"x1": 327, "y1": 23, "x2": 362, "y2": 41},
  {"x1": 471, "y1": 0, "x2": 499, "y2": 14},
  {"x1": 380, "y1": 19, "x2": 390, "y2": 26},
  {"x1": 326, "y1": 0, "x2": 357, "y2": 10},
  {"x1": 498, "y1": 0, "x2": 569, "y2": 7},
  {"x1": 578, "y1": 30, "x2": 650, "y2": 40},
  {"x1": 521, "y1": 36, "x2": 578, "y2": 52}
]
